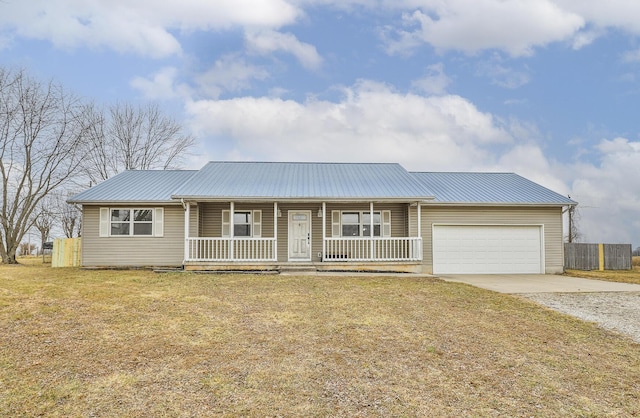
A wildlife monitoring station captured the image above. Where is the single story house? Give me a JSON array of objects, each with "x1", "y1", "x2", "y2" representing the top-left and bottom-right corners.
[{"x1": 68, "y1": 161, "x2": 576, "y2": 274}]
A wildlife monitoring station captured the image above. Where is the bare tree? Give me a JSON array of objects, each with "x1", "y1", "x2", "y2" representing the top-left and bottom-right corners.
[
  {"x1": 18, "y1": 242, "x2": 37, "y2": 257},
  {"x1": 0, "y1": 67, "x2": 90, "y2": 264},
  {"x1": 32, "y1": 202, "x2": 55, "y2": 253},
  {"x1": 80, "y1": 102, "x2": 195, "y2": 184},
  {"x1": 565, "y1": 203, "x2": 581, "y2": 243},
  {"x1": 58, "y1": 192, "x2": 82, "y2": 238}
]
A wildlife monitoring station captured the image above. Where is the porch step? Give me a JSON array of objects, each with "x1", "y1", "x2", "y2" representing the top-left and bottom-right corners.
[{"x1": 278, "y1": 264, "x2": 318, "y2": 274}]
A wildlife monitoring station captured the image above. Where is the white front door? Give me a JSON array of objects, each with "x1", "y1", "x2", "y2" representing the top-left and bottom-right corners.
[{"x1": 288, "y1": 211, "x2": 311, "y2": 260}]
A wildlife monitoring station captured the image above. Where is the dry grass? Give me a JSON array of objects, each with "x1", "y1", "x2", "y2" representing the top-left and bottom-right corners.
[
  {"x1": 1, "y1": 262, "x2": 640, "y2": 417},
  {"x1": 565, "y1": 257, "x2": 640, "y2": 285}
]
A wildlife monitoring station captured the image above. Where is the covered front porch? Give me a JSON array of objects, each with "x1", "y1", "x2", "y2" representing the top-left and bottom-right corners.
[{"x1": 182, "y1": 201, "x2": 423, "y2": 271}]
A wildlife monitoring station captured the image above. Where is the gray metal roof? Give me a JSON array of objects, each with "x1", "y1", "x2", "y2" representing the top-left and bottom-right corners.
[
  {"x1": 411, "y1": 172, "x2": 576, "y2": 205},
  {"x1": 67, "y1": 164, "x2": 576, "y2": 206},
  {"x1": 171, "y1": 162, "x2": 434, "y2": 201},
  {"x1": 68, "y1": 170, "x2": 198, "y2": 204}
]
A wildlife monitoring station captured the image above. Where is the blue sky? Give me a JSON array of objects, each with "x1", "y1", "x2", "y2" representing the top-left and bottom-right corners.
[{"x1": 2, "y1": 0, "x2": 640, "y2": 246}]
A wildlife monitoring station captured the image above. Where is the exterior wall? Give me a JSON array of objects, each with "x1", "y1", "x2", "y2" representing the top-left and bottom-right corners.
[
  {"x1": 81, "y1": 205, "x2": 185, "y2": 267},
  {"x1": 198, "y1": 202, "x2": 276, "y2": 238},
  {"x1": 417, "y1": 206, "x2": 564, "y2": 274},
  {"x1": 82, "y1": 202, "x2": 564, "y2": 272}
]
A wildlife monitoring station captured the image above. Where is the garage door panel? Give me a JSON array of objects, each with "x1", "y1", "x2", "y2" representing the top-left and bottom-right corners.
[{"x1": 433, "y1": 225, "x2": 542, "y2": 274}]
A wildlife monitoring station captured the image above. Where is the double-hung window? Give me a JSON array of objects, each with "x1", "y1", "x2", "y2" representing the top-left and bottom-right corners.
[
  {"x1": 233, "y1": 211, "x2": 252, "y2": 237},
  {"x1": 333, "y1": 210, "x2": 390, "y2": 237},
  {"x1": 341, "y1": 212, "x2": 361, "y2": 236},
  {"x1": 99, "y1": 208, "x2": 164, "y2": 237},
  {"x1": 362, "y1": 212, "x2": 381, "y2": 237},
  {"x1": 222, "y1": 210, "x2": 262, "y2": 238}
]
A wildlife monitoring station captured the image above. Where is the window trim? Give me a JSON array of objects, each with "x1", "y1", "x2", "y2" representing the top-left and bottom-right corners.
[
  {"x1": 222, "y1": 209, "x2": 262, "y2": 238},
  {"x1": 99, "y1": 207, "x2": 164, "y2": 237}
]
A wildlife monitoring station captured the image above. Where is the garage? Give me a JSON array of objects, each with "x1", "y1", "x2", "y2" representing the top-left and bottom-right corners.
[{"x1": 432, "y1": 225, "x2": 543, "y2": 274}]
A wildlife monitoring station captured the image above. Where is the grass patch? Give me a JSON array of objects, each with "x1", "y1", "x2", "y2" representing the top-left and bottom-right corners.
[
  {"x1": 1, "y1": 263, "x2": 640, "y2": 416},
  {"x1": 565, "y1": 262, "x2": 640, "y2": 285}
]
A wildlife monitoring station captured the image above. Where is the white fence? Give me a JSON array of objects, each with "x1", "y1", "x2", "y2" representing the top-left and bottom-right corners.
[
  {"x1": 187, "y1": 237, "x2": 277, "y2": 262},
  {"x1": 324, "y1": 237, "x2": 422, "y2": 262},
  {"x1": 186, "y1": 236, "x2": 422, "y2": 263}
]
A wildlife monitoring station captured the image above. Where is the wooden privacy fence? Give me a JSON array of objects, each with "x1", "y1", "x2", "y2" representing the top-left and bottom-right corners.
[
  {"x1": 51, "y1": 238, "x2": 82, "y2": 267},
  {"x1": 564, "y1": 243, "x2": 632, "y2": 271}
]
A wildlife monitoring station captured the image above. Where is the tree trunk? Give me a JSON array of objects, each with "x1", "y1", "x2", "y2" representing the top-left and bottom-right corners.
[{"x1": 2, "y1": 246, "x2": 18, "y2": 264}]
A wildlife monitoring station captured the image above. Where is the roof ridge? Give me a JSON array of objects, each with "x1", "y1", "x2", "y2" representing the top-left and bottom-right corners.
[
  {"x1": 205, "y1": 161, "x2": 399, "y2": 165},
  {"x1": 410, "y1": 171, "x2": 516, "y2": 174}
]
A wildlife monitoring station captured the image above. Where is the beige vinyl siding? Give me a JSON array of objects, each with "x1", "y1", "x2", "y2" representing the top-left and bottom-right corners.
[
  {"x1": 199, "y1": 203, "x2": 275, "y2": 238},
  {"x1": 189, "y1": 204, "x2": 199, "y2": 237},
  {"x1": 82, "y1": 205, "x2": 185, "y2": 267},
  {"x1": 418, "y1": 206, "x2": 564, "y2": 274}
]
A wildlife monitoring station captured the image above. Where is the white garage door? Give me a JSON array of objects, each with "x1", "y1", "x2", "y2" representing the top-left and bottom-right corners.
[{"x1": 433, "y1": 225, "x2": 543, "y2": 274}]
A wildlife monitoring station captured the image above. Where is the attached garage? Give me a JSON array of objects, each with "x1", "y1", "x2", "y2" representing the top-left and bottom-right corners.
[{"x1": 432, "y1": 225, "x2": 543, "y2": 274}]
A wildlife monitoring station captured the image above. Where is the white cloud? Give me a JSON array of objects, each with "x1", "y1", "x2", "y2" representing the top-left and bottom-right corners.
[
  {"x1": 0, "y1": 0, "x2": 300, "y2": 57},
  {"x1": 555, "y1": 1, "x2": 640, "y2": 35},
  {"x1": 186, "y1": 79, "x2": 512, "y2": 171},
  {"x1": 131, "y1": 67, "x2": 192, "y2": 100},
  {"x1": 385, "y1": 0, "x2": 584, "y2": 57},
  {"x1": 571, "y1": 29, "x2": 602, "y2": 50},
  {"x1": 411, "y1": 63, "x2": 451, "y2": 95},
  {"x1": 567, "y1": 137, "x2": 640, "y2": 244},
  {"x1": 195, "y1": 55, "x2": 270, "y2": 99},
  {"x1": 131, "y1": 56, "x2": 270, "y2": 100},
  {"x1": 245, "y1": 30, "x2": 323, "y2": 70},
  {"x1": 497, "y1": 144, "x2": 569, "y2": 195},
  {"x1": 378, "y1": 1, "x2": 640, "y2": 56}
]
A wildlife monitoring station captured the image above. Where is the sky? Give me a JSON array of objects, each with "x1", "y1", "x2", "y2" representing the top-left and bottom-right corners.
[{"x1": 1, "y1": 0, "x2": 640, "y2": 247}]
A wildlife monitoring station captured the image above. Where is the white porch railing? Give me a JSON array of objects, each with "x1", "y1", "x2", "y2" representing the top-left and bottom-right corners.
[
  {"x1": 323, "y1": 237, "x2": 422, "y2": 262},
  {"x1": 187, "y1": 237, "x2": 277, "y2": 262}
]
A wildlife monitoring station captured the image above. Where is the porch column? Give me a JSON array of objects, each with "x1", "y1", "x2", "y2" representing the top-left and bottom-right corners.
[
  {"x1": 229, "y1": 201, "x2": 234, "y2": 260},
  {"x1": 274, "y1": 202, "x2": 278, "y2": 261},
  {"x1": 322, "y1": 202, "x2": 326, "y2": 261},
  {"x1": 417, "y1": 202, "x2": 421, "y2": 237},
  {"x1": 417, "y1": 202, "x2": 422, "y2": 260},
  {"x1": 184, "y1": 202, "x2": 190, "y2": 262},
  {"x1": 370, "y1": 202, "x2": 374, "y2": 260}
]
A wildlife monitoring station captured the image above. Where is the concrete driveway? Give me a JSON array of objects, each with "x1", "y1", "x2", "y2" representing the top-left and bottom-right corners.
[{"x1": 438, "y1": 274, "x2": 640, "y2": 294}]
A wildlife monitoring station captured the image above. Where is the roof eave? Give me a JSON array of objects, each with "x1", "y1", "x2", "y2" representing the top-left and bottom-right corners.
[
  {"x1": 68, "y1": 200, "x2": 182, "y2": 206},
  {"x1": 173, "y1": 195, "x2": 436, "y2": 203},
  {"x1": 422, "y1": 201, "x2": 577, "y2": 207}
]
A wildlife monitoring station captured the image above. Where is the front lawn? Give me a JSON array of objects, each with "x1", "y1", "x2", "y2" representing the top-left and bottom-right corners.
[
  {"x1": 1, "y1": 263, "x2": 639, "y2": 416},
  {"x1": 565, "y1": 265, "x2": 640, "y2": 285}
]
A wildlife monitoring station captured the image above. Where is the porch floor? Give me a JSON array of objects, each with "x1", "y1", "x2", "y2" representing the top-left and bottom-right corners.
[{"x1": 183, "y1": 261, "x2": 424, "y2": 274}]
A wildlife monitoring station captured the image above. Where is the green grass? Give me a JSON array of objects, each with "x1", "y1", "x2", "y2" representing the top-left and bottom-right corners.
[{"x1": 1, "y1": 262, "x2": 639, "y2": 416}]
